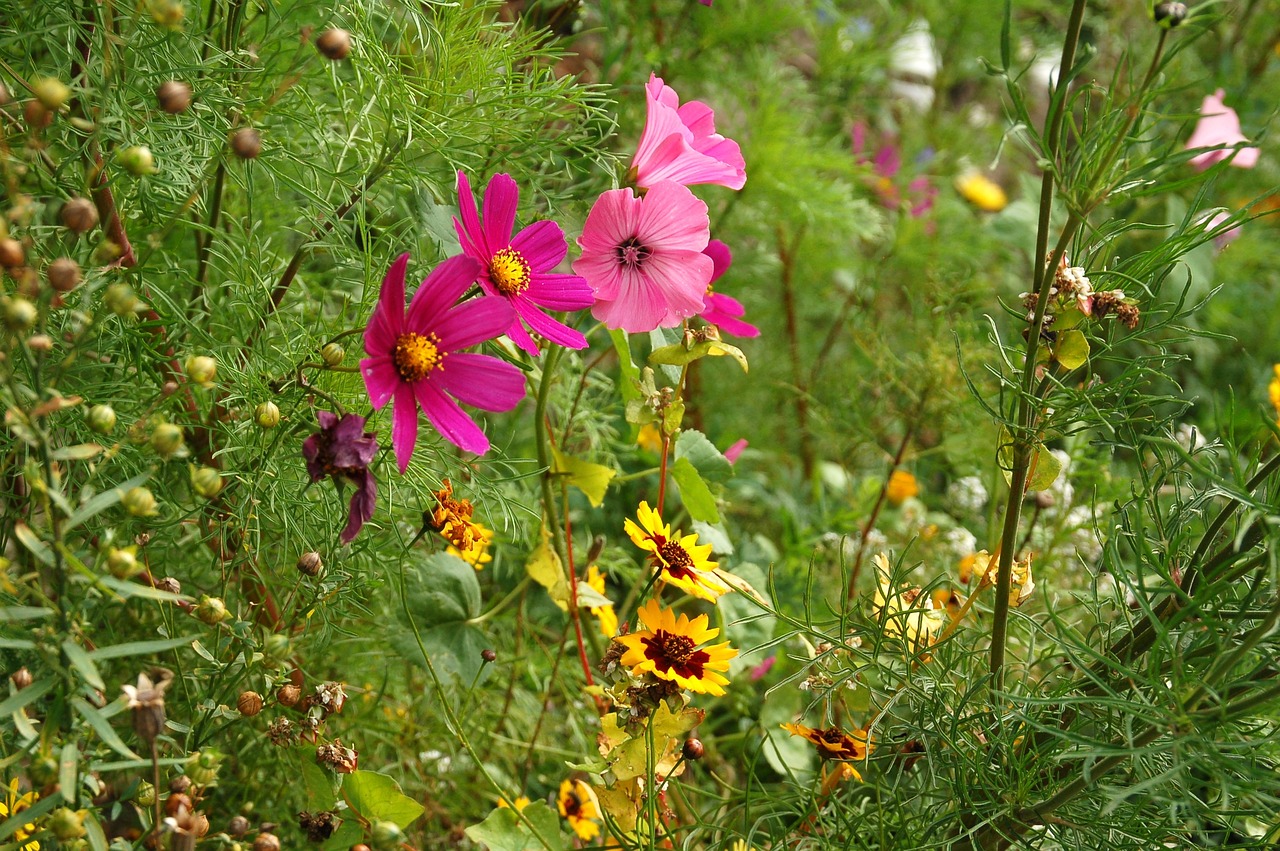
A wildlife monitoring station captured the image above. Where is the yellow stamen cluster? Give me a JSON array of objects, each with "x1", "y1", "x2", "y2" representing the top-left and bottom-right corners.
[
  {"x1": 393, "y1": 332, "x2": 443, "y2": 382},
  {"x1": 490, "y1": 247, "x2": 532, "y2": 295}
]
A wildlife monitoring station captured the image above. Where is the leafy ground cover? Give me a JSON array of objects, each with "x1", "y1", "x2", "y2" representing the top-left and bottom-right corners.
[{"x1": 1, "y1": 1, "x2": 1279, "y2": 849}]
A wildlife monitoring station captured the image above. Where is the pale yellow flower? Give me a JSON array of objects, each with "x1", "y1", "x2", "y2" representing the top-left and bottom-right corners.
[
  {"x1": 955, "y1": 171, "x2": 1008, "y2": 212},
  {"x1": 872, "y1": 553, "x2": 947, "y2": 649}
]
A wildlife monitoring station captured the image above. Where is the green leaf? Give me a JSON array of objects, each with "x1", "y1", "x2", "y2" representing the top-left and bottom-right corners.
[
  {"x1": 0, "y1": 676, "x2": 54, "y2": 717},
  {"x1": 610, "y1": 329, "x2": 641, "y2": 414},
  {"x1": 671, "y1": 457, "x2": 720, "y2": 523},
  {"x1": 59, "y1": 741, "x2": 79, "y2": 805},
  {"x1": 301, "y1": 758, "x2": 339, "y2": 811},
  {"x1": 342, "y1": 770, "x2": 425, "y2": 830},
  {"x1": 84, "y1": 810, "x2": 109, "y2": 851},
  {"x1": 996, "y1": 428, "x2": 1062, "y2": 493},
  {"x1": 393, "y1": 552, "x2": 488, "y2": 685},
  {"x1": 761, "y1": 689, "x2": 815, "y2": 780},
  {"x1": 465, "y1": 801, "x2": 566, "y2": 851},
  {"x1": 97, "y1": 575, "x2": 190, "y2": 602},
  {"x1": 675, "y1": 430, "x2": 732, "y2": 483},
  {"x1": 87, "y1": 635, "x2": 197, "y2": 661},
  {"x1": 63, "y1": 638, "x2": 105, "y2": 691},
  {"x1": 0, "y1": 606, "x2": 53, "y2": 622},
  {"x1": 549, "y1": 445, "x2": 615, "y2": 508},
  {"x1": 320, "y1": 819, "x2": 363, "y2": 851},
  {"x1": 1055, "y1": 329, "x2": 1089, "y2": 370},
  {"x1": 50, "y1": 443, "x2": 104, "y2": 461},
  {"x1": 65, "y1": 474, "x2": 149, "y2": 532},
  {"x1": 72, "y1": 698, "x2": 141, "y2": 761},
  {"x1": 648, "y1": 327, "x2": 683, "y2": 384},
  {"x1": 649, "y1": 339, "x2": 748, "y2": 373},
  {"x1": 13, "y1": 521, "x2": 54, "y2": 567}
]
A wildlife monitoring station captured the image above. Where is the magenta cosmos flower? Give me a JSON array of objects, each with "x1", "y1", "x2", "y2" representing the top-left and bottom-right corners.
[
  {"x1": 1185, "y1": 89, "x2": 1259, "y2": 171},
  {"x1": 698, "y1": 240, "x2": 759, "y2": 338},
  {"x1": 573, "y1": 180, "x2": 713, "y2": 333},
  {"x1": 362, "y1": 253, "x2": 526, "y2": 471},
  {"x1": 631, "y1": 73, "x2": 746, "y2": 191},
  {"x1": 302, "y1": 411, "x2": 378, "y2": 543},
  {"x1": 453, "y1": 171, "x2": 594, "y2": 356}
]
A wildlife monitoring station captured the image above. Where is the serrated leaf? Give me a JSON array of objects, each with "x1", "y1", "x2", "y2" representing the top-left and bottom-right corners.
[
  {"x1": 51, "y1": 443, "x2": 104, "y2": 461},
  {"x1": 342, "y1": 770, "x2": 425, "y2": 830},
  {"x1": 525, "y1": 526, "x2": 569, "y2": 611},
  {"x1": 72, "y1": 698, "x2": 140, "y2": 760},
  {"x1": 465, "y1": 801, "x2": 566, "y2": 851},
  {"x1": 675, "y1": 430, "x2": 732, "y2": 483},
  {"x1": 63, "y1": 638, "x2": 105, "y2": 691},
  {"x1": 1055, "y1": 329, "x2": 1089, "y2": 370},
  {"x1": 671, "y1": 457, "x2": 719, "y2": 523},
  {"x1": 549, "y1": 445, "x2": 615, "y2": 508}
]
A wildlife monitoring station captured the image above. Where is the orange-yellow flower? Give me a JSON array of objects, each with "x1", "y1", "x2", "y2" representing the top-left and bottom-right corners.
[
  {"x1": 497, "y1": 795, "x2": 530, "y2": 812},
  {"x1": 0, "y1": 779, "x2": 40, "y2": 851},
  {"x1": 614, "y1": 599, "x2": 738, "y2": 696},
  {"x1": 585, "y1": 564, "x2": 618, "y2": 638},
  {"x1": 625, "y1": 501, "x2": 728, "y2": 602},
  {"x1": 448, "y1": 521, "x2": 494, "y2": 569},
  {"x1": 780, "y1": 722, "x2": 873, "y2": 762},
  {"x1": 885, "y1": 470, "x2": 919, "y2": 506},
  {"x1": 1269, "y1": 365, "x2": 1280, "y2": 425},
  {"x1": 556, "y1": 779, "x2": 601, "y2": 841},
  {"x1": 955, "y1": 171, "x2": 1008, "y2": 212}
]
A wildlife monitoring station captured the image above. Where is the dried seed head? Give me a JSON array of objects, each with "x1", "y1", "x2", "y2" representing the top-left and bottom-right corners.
[
  {"x1": 60, "y1": 197, "x2": 99, "y2": 234},
  {"x1": 296, "y1": 551, "x2": 324, "y2": 577},
  {"x1": 277, "y1": 683, "x2": 303, "y2": 708},
  {"x1": 315, "y1": 28, "x2": 352, "y2": 60},
  {"x1": 315, "y1": 739, "x2": 358, "y2": 773},
  {"x1": 47, "y1": 257, "x2": 82, "y2": 292},
  {"x1": 157, "y1": 80, "x2": 192, "y2": 114},
  {"x1": 123, "y1": 669, "x2": 172, "y2": 743},
  {"x1": 298, "y1": 810, "x2": 339, "y2": 842},
  {"x1": 313, "y1": 681, "x2": 347, "y2": 715},
  {"x1": 169, "y1": 774, "x2": 192, "y2": 794},
  {"x1": 252, "y1": 833, "x2": 281, "y2": 851},
  {"x1": 230, "y1": 128, "x2": 262, "y2": 160},
  {"x1": 10, "y1": 667, "x2": 32, "y2": 689},
  {"x1": 228, "y1": 815, "x2": 250, "y2": 837}
]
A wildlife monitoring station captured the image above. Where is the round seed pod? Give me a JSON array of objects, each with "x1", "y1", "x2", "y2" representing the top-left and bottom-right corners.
[
  {"x1": 47, "y1": 257, "x2": 82, "y2": 292},
  {"x1": 296, "y1": 552, "x2": 324, "y2": 577},
  {"x1": 0, "y1": 238, "x2": 25, "y2": 268},
  {"x1": 60, "y1": 197, "x2": 99, "y2": 234},
  {"x1": 230, "y1": 128, "x2": 261, "y2": 160},
  {"x1": 682, "y1": 737, "x2": 705, "y2": 761},
  {"x1": 156, "y1": 80, "x2": 192, "y2": 114},
  {"x1": 237, "y1": 691, "x2": 264, "y2": 717},
  {"x1": 316, "y1": 28, "x2": 351, "y2": 60}
]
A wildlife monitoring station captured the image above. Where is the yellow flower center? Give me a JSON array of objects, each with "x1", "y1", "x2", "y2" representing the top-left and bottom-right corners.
[
  {"x1": 660, "y1": 632, "x2": 697, "y2": 665},
  {"x1": 393, "y1": 332, "x2": 443, "y2": 382},
  {"x1": 490, "y1": 247, "x2": 532, "y2": 295}
]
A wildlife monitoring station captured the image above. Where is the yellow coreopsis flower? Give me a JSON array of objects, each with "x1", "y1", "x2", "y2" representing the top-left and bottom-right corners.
[
  {"x1": 585, "y1": 564, "x2": 618, "y2": 638},
  {"x1": 885, "y1": 470, "x2": 919, "y2": 506},
  {"x1": 1268, "y1": 365, "x2": 1280, "y2": 425},
  {"x1": 614, "y1": 599, "x2": 739, "y2": 696},
  {"x1": 497, "y1": 795, "x2": 530, "y2": 812},
  {"x1": 556, "y1": 779, "x2": 601, "y2": 841},
  {"x1": 0, "y1": 778, "x2": 41, "y2": 851},
  {"x1": 955, "y1": 171, "x2": 1008, "y2": 212},
  {"x1": 625, "y1": 501, "x2": 729, "y2": 602}
]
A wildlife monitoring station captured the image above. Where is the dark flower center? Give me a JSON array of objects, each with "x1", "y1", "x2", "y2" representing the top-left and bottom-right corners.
[
  {"x1": 616, "y1": 236, "x2": 652, "y2": 269},
  {"x1": 490, "y1": 247, "x2": 532, "y2": 295},
  {"x1": 562, "y1": 791, "x2": 583, "y2": 818},
  {"x1": 660, "y1": 632, "x2": 697, "y2": 665},
  {"x1": 393, "y1": 332, "x2": 443, "y2": 382},
  {"x1": 658, "y1": 539, "x2": 694, "y2": 570}
]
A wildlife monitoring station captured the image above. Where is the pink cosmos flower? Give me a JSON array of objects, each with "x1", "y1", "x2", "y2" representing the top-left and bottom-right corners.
[
  {"x1": 453, "y1": 172, "x2": 594, "y2": 356},
  {"x1": 631, "y1": 74, "x2": 746, "y2": 191},
  {"x1": 361, "y1": 253, "x2": 526, "y2": 471},
  {"x1": 302, "y1": 411, "x2": 378, "y2": 544},
  {"x1": 573, "y1": 180, "x2": 713, "y2": 333},
  {"x1": 1204, "y1": 210, "x2": 1242, "y2": 250},
  {"x1": 851, "y1": 121, "x2": 936, "y2": 218},
  {"x1": 698, "y1": 240, "x2": 759, "y2": 338},
  {"x1": 723, "y1": 438, "x2": 748, "y2": 465},
  {"x1": 1185, "y1": 89, "x2": 1260, "y2": 171}
]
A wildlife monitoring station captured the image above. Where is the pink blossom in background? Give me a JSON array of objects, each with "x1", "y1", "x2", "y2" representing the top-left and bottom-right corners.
[
  {"x1": 574, "y1": 181, "x2": 713, "y2": 333},
  {"x1": 851, "y1": 120, "x2": 936, "y2": 217},
  {"x1": 631, "y1": 73, "x2": 746, "y2": 191},
  {"x1": 724, "y1": 438, "x2": 749, "y2": 465},
  {"x1": 453, "y1": 172, "x2": 594, "y2": 356},
  {"x1": 698, "y1": 0, "x2": 712, "y2": 5},
  {"x1": 749, "y1": 654, "x2": 776, "y2": 680},
  {"x1": 302, "y1": 411, "x2": 378, "y2": 543},
  {"x1": 1205, "y1": 211, "x2": 1243, "y2": 249},
  {"x1": 362, "y1": 253, "x2": 526, "y2": 470},
  {"x1": 698, "y1": 240, "x2": 759, "y2": 337},
  {"x1": 1185, "y1": 89, "x2": 1260, "y2": 170}
]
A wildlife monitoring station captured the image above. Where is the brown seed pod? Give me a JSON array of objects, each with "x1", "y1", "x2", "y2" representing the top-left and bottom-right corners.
[
  {"x1": 47, "y1": 257, "x2": 82, "y2": 293},
  {"x1": 228, "y1": 815, "x2": 250, "y2": 837},
  {"x1": 237, "y1": 691, "x2": 264, "y2": 717},
  {"x1": 10, "y1": 667, "x2": 32, "y2": 689},
  {"x1": 682, "y1": 737, "x2": 705, "y2": 761},
  {"x1": 277, "y1": 683, "x2": 302, "y2": 707},
  {"x1": 156, "y1": 80, "x2": 192, "y2": 114},
  {"x1": 0, "y1": 238, "x2": 25, "y2": 268},
  {"x1": 253, "y1": 833, "x2": 281, "y2": 851},
  {"x1": 165, "y1": 792, "x2": 193, "y2": 817},
  {"x1": 60, "y1": 197, "x2": 99, "y2": 234},
  {"x1": 315, "y1": 28, "x2": 351, "y2": 60},
  {"x1": 23, "y1": 100, "x2": 52, "y2": 130},
  {"x1": 230, "y1": 128, "x2": 261, "y2": 160},
  {"x1": 296, "y1": 551, "x2": 324, "y2": 577}
]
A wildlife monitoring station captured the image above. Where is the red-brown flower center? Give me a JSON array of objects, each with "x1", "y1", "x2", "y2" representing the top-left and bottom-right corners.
[
  {"x1": 616, "y1": 236, "x2": 651, "y2": 269},
  {"x1": 660, "y1": 632, "x2": 696, "y2": 665},
  {"x1": 393, "y1": 332, "x2": 443, "y2": 382},
  {"x1": 490, "y1": 247, "x2": 532, "y2": 295},
  {"x1": 658, "y1": 539, "x2": 693, "y2": 570},
  {"x1": 561, "y1": 791, "x2": 583, "y2": 818}
]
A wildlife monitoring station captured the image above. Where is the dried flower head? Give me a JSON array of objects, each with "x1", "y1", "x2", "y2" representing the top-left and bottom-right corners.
[
  {"x1": 316, "y1": 739, "x2": 358, "y2": 773},
  {"x1": 122, "y1": 668, "x2": 173, "y2": 743}
]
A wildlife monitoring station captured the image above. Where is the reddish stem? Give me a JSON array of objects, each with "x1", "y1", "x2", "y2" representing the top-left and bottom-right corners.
[
  {"x1": 657, "y1": 434, "x2": 671, "y2": 516},
  {"x1": 846, "y1": 421, "x2": 917, "y2": 600},
  {"x1": 562, "y1": 486, "x2": 596, "y2": 692}
]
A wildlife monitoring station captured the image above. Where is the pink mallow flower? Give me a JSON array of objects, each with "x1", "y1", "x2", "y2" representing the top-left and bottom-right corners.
[
  {"x1": 1185, "y1": 89, "x2": 1260, "y2": 171},
  {"x1": 698, "y1": 240, "x2": 759, "y2": 338},
  {"x1": 362, "y1": 253, "x2": 526, "y2": 471},
  {"x1": 453, "y1": 171, "x2": 594, "y2": 356},
  {"x1": 302, "y1": 411, "x2": 378, "y2": 544},
  {"x1": 723, "y1": 438, "x2": 748, "y2": 465},
  {"x1": 631, "y1": 73, "x2": 746, "y2": 191},
  {"x1": 574, "y1": 181, "x2": 713, "y2": 333}
]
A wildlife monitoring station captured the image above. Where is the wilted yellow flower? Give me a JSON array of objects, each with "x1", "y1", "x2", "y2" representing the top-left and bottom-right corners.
[
  {"x1": 955, "y1": 171, "x2": 1008, "y2": 212},
  {"x1": 636, "y1": 422, "x2": 663, "y2": 454},
  {"x1": 965, "y1": 549, "x2": 1035, "y2": 606},
  {"x1": 885, "y1": 470, "x2": 919, "y2": 506},
  {"x1": 448, "y1": 522, "x2": 494, "y2": 569},
  {"x1": 871, "y1": 553, "x2": 947, "y2": 649},
  {"x1": 1, "y1": 778, "x2": 41, "y2": 851},
  {"x1": 585, "y1": 564, "x2": 618, "y2": 638}
]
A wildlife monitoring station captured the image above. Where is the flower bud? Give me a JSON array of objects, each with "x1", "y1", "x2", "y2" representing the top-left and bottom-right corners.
[
  {"x1": 254, "y1": 401, "x2": 281, "y2": 428},
  {"x1": 481, "y1": 648, "x2": 496, "y2": 663},
  {"x1": 263, "y1": 633, "x2": 291, "y2": 661},
  {"x1": 316, "y1": 28, "x2": 352, "y2": 60},
  {"x1": 47, "y1": 257, "x2": 82, "y2": 293},
  {"x1": 93, "y1": 240, "x2": 124, "y2": 266},
  {"x1": 191, "y1": 466, "x2": 224, "y2": 499},
  {"x1": 169, "y1": 775, "x2": 192, "y2": 794},
  {"x1": 151, "y1": 423, "x2": 185, "y2": 458},
  {"x1": 3, "y1": 296, "x2": 37, "y2": 331},
  {"x1": 1153, "y1": 1, "x2": 1187, "y2": 27},
  {"x1": 682, "y1": 737, "x2": 705, "y2": 761},
  {"x1": 277, "y1": 683, "x2": 302, "y2": 707},
  {"x1": 0, "y1": 238, "x2": 25, "y2": 268},
  {"x1": 23, "y1": 100, "x2": 51, "y2": 130},
  {"x1": 252, "y1": 833, "x2": 280, "y2": 851},
  {"x1": 28, "y1": 755, "x2": 58, "y2": 786},
  {"x1": 185, "y1": 355, "x2": 217, "y2": 388},
  {"x1": 32, "y1": 77, "x2": 71, "y2": 111},
  {"x1": 134, "y1": 781, "x2": 156, "y2": 807},
  {"x1": 369, "y1": 820, "x2": 403, "y2": 851},
  {"x1": 26, "y1": 334, "x2": 52, "y2": 352},
  {"x1": 50, "y1": 807, "x2": 87, "y2": 841},
  {"x1": 319, "y1": 341, "x2": 345, "y2": 367},
  {"x1": 105, "y1": 282, "x2": 142, "y2": 315},
  {"x1": 107, "y1": 546, "x2": 142, "y2": 579},
  {"x1": 228, "y1": 815, "x2": 250, "y2": 837},
  {"x1": 162, "y1": 380, "x2": 179, "y2": 396},
  {"x1": 296, "y1": 551, "x2": 324, "y2": 577},
  {"x1": 186, "y1": 749, "x2": 223, "y2": 785},
  {"x1": 157, "y1": 80, "x2": 192, "y2": 114},
  {"x1": 60, "y1": 197, "x2": 99, "y2": 234},
  {"x1": 237, "y1": 691, "x2": 264, "y2": 716},
  {"x1": 86, "y1": 404, "x2": 117, "y2": 434},
  {"x1": 117, "y1": 145, "x2": 158, "y2": 176},
  {"x1": 148, "y1": 0, "x2": 185, "y2": 29},
  {"x1": 10, "y1": 667, "x2": 32, "y2": 689},
  {"x1": 230, "y1": 128, "x2": 261, "y2": 160},
  {"x1": 196, "y1": 595, "x2": 229, "y2": 625},
  {"x1": 155, "y1": 576, "x2": 181, "y2": 594}
]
